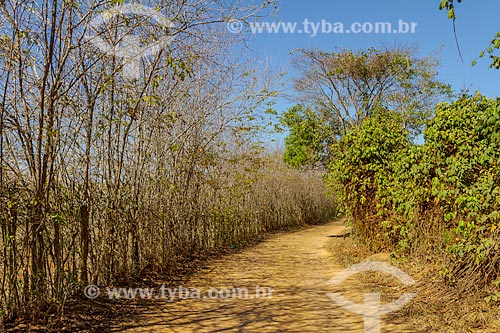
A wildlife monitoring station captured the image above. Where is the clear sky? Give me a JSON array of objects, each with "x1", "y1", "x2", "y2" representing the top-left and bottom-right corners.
[{"x1": 246, "y1": 0, "x2": 500, "y2": 121}]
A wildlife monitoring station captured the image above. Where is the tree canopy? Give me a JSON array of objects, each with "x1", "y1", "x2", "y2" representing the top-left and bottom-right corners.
[
  {"x1": 280, "y1": 104, "x2": 336, "y2": 169},
  {"x1": 281, "y1": 46, "x2": 451, "y2": 169},
  {"x1": 291, "y1": 46, "x2": 451, "y2": 137}
]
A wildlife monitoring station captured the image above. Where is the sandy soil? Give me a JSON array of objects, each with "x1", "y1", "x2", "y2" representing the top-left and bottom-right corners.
[{"x1": 111, "y1": 219, "x2": 417, "y2": 332}]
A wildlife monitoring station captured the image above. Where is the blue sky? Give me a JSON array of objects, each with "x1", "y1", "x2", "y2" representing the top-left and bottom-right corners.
[{"x1": 247, "y1": 0, "x2": 500, "y2": 120}]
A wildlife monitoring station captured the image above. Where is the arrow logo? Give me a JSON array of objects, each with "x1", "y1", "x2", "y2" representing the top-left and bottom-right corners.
[
  {"x1": 87, "y1": 3, "x2": 175, "y2": 80},
  {"x1": 327, "y1": 261, "x2": 416, "y2": 333}
]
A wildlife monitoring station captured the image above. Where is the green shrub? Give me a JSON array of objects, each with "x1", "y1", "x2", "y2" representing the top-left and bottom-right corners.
[
  {"x1": 382, "y1": 94, "x2": 500, "y2": 290},
  {"x1": 414, "y1": 94, "x2": 500, "y2": 288},
  {"x1": 329, "y1": 93, "x2": 500, "y2": 292},
  {"x1": 328, "y1": 109, "x2": 409, "y2": 249}
]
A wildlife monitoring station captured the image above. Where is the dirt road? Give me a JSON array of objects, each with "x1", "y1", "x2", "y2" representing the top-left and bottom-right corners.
[{"x1": 112, "y1": 220, "x2": 416, "y2": 332}]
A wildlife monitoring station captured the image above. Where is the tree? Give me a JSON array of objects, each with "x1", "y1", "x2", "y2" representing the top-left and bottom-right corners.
[
  {"x1": 280, "y1": 104, "x2": 336, "y2": 169},
  {"x1": 290, "y1": 46, "x2": 451, "y2": 137},
  {"x1": 281, "y1": 46, "x2": 450, "y2": 169},
  {"x1": 0, "y1": 0, "x2": 281, "y2": 320}
]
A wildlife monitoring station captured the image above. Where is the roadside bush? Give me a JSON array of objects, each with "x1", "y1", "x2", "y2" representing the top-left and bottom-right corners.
[
  {"x1": 405, "y1": 94, "x2": 500, "y2": 291},
  {"x1": 329, "y1": 93, "x2": 500, "y2": 295},
  {"x1": 0, "y1": 150, "x2": 336, "y2": 323},
  {"x1": 327, "y1": 109, "x2": 409, "y2": 249}
]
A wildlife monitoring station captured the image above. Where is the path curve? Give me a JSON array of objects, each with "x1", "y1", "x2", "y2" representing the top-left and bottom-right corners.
[{"x1": 112, "y1": 219, "x2": 415, "y2": 332}]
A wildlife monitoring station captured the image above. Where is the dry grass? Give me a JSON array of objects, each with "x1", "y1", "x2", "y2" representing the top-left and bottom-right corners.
[{"x1": 327, "y1": 231, "x2": 500, "y2": 332}]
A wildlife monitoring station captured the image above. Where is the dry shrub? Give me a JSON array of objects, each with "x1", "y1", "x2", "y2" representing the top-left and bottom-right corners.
[
  {"x1": 405, "y1": 208, "x2": 449, "y2": 262},
  {"x1": 0, "y1": 150, "x2": 336, "y2": 324}
]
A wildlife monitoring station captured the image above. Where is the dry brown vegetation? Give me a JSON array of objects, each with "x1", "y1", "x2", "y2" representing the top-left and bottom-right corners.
[
  {"x1": 0, "y1": 0, "x2": 337, "y2": 326},
  {"x1": 329, "y1": 230, "x2": 500, "y2": 332}
]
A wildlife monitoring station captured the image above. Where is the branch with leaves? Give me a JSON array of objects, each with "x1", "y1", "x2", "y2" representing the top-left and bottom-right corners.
[{"x1": 439, "y1": 0, "x2": 500, "y2": 68}]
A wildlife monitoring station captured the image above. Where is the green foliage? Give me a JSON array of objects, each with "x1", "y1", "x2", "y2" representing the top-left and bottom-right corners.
[
  {"x1": 417, "y1": 95, "x2": 500, "y2": 271},
  {"x1": 329, "y1": 93, "x2": 500, "y2": 290},
  {"x1": 479, "y1": 32, "x2": 500, "y2": 69},
  {"x1": 281, "y1": 104, "x2": 336, "y2": 169},
  {"x1": 286, "y1": 47, "x2": 450, "y2": 170},
  {"x1": 327, "y1": 109, "x2": 409, "y2": 247},
  {"x1": 439, "y1": 0, "x2": 461, "y2": 19},
  {"x1": 383, "y1": 95, "x2": 500, "y2": 252}
]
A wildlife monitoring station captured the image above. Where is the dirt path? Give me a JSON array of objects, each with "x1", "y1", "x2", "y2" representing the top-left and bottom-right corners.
[{"x1": 112, "y1": 220, "x2": 416, "y2": 332}]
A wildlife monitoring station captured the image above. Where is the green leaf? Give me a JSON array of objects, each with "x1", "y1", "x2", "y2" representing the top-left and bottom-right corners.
[{"x1": 447, "y1": 8, "x2": 455, "y2": 19}]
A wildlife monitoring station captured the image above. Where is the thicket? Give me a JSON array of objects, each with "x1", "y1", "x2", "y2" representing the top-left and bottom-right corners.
[
  {"x1": 329, "y1": 94, "x2": 500, "y2": 298},
  {"x1": 0, "y1": 149, "x2": 335, "y2": 322},
  {"x1": 0, "y1": 0, "x2": 336, "y2": 324}
]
